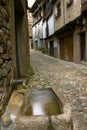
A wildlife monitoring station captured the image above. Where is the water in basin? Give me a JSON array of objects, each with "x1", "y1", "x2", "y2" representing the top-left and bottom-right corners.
[{"x1": 22, "y1": 88, "x2": 61, "y2": 116}]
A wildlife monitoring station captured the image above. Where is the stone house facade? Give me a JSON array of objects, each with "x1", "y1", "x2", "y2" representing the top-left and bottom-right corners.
[
  {"x1": 43, "y1": 0, "x2": 58, "y2": 57},
  {"x1": 54, "y1": 0, "x2": 87, "y2": 62},
  {"x1": 31, "y1": 0, "x2": 87, "y2": 63},
  {"x1": 30, "y1": 0, "x2": 44, "y2": 50},
  {"x1": 0, "y1": 0, "x2": 29, "y2": 116},
  {"x1": 54, "y1": 0, "x2": 82, "y2": 62},
  {"x1": 0, "y1": 0, "x2": 11, "y2": 116},
  {"x1": 27, "y1": 9, "x2": 33, "y2": 49}
]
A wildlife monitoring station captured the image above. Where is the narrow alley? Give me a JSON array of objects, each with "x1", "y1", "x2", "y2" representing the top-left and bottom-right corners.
[
  {"x1": 30, "y1": 49, "x2": 87, "y2": 130},
  {"x1": 1, "y1": 0, "x2": 87, "y2": 130}
]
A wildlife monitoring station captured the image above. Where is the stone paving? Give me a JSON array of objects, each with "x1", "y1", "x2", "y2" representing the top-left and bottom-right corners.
[{"x1": 29, "y1": 50, "x2": 87, "y2": 130}]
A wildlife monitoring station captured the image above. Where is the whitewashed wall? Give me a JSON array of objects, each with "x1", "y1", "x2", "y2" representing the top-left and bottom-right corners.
[
  {"x1": 32, "y1": 26, "x2": 35, "y2": 40},
  {"x1": 32, "y1": 24, "x2": 38, "y2": 40},
  {"x1": 32, "y1": 19, "x2": 43, "y2": 49},
  {"x1": 38, "y1": 20, "x2": 43, "y2": 39},
  {"x1": 43, "y1": 21, "x2": 46, "y2": 39},
  {"x1": 48, "y1": 14, "x2": 54, "y2": 36}
]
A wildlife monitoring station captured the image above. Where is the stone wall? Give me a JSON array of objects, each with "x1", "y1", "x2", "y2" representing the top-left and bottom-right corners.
[
  {"x1": 64, "y1": 0, "x2": 81, "y2": 24},
  {"x1": 0, "y1": 0, "x2": 12, "y2": 116},
  {"x1": 54, "y1": 0, "x2": 81, "y2": 31}
]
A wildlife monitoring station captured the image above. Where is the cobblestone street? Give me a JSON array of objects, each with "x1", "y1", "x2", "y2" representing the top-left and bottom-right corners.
[{"x1": 30, "y1": 49, "x2": 87, "y2": 130}]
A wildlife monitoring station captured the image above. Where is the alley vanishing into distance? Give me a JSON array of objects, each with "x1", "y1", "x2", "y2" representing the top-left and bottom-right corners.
[
  {"x1": 30, "y1": 49, "x2": 87, "y2": 130},
  {"x1": 1, "y1": 0, "x2": 87, "y2": 130}
]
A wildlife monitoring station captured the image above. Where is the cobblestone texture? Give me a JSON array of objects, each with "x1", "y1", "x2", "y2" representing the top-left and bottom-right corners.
[{"x1": 29, "y1": 50, "x2": 87, "y2": 130}]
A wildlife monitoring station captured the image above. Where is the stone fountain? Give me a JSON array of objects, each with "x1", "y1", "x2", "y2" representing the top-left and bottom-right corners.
[{"x1": 1, "y1": 87, "x2": 72, "y2": 130}]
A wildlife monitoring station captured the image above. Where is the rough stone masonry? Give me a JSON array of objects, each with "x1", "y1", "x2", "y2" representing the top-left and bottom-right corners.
[{"x1": 0, "y1": 0, "x2": 12, "y2": 116}]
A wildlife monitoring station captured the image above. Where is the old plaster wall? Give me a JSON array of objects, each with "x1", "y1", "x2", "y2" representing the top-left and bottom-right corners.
[
  {"x1": 0, "y1": 0, "x2": 12, "y2": 115},
  {"x1": 10, "y1": 0, "x2": 30, "y2": 78}
]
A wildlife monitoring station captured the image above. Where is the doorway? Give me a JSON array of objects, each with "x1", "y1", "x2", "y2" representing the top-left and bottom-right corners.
[
  {"x1": 35, "y1": 41, "x2": 38, "y2": 50},
  {"x1": 80, "y1": 32, "x2": 86, "y2": 61},
  {"x1": 50, "y1": 41, "x2": 54, "y2": 57},
  {"x1": 60, "y1": 35, "x2": 73, "y2": 61},
  {"x1": 14, "y1": 0, "x2": 24, "y2": 77}
]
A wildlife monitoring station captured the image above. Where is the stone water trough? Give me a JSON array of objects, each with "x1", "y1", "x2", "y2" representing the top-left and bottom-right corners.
[{"x1": 1, "y1": 88, "x2": 72, "y2": 130}]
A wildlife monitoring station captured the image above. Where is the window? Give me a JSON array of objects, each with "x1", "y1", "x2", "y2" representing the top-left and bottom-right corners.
[
  {"x1": 66, "y1": 0, "x2": 73, "y2": 7},
  {"x1": 50, "y1": 0, "x2": 57, "y2": 5},
  {"x1": 55, "y1": 2, "x2": 61, "y2": 18}
]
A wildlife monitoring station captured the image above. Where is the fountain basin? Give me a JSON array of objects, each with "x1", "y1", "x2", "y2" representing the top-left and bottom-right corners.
[
  {"x1": 22, "y1": 88, "x2": 61, "y2": 116},
  {"x1": 1, "y1": 88, "x2": 72, "y2": 130}
]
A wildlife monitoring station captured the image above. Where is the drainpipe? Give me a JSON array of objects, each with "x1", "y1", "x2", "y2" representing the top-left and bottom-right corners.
[
  {"x1": 9, "y1": 68, "x2": 27, "y2": 89},
  {"x1": 11, "y1": 79, "x2": 23, "y2": 86},
  {"x1": 11, "y1": 79, "x2": 27, "y2": 89}
]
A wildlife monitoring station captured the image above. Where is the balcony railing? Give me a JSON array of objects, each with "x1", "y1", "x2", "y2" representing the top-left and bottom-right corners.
[{"x1": 81, "y1": 0, "x2": 87, "y2": 13}]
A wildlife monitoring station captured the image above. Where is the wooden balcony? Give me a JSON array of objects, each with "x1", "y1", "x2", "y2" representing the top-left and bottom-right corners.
[
  {"x1": 43, "y1": 2, "x2": 53, "y2": 19},
  {"x1": 81, "y1": 0, "x2": 87, "y2": 14}
]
